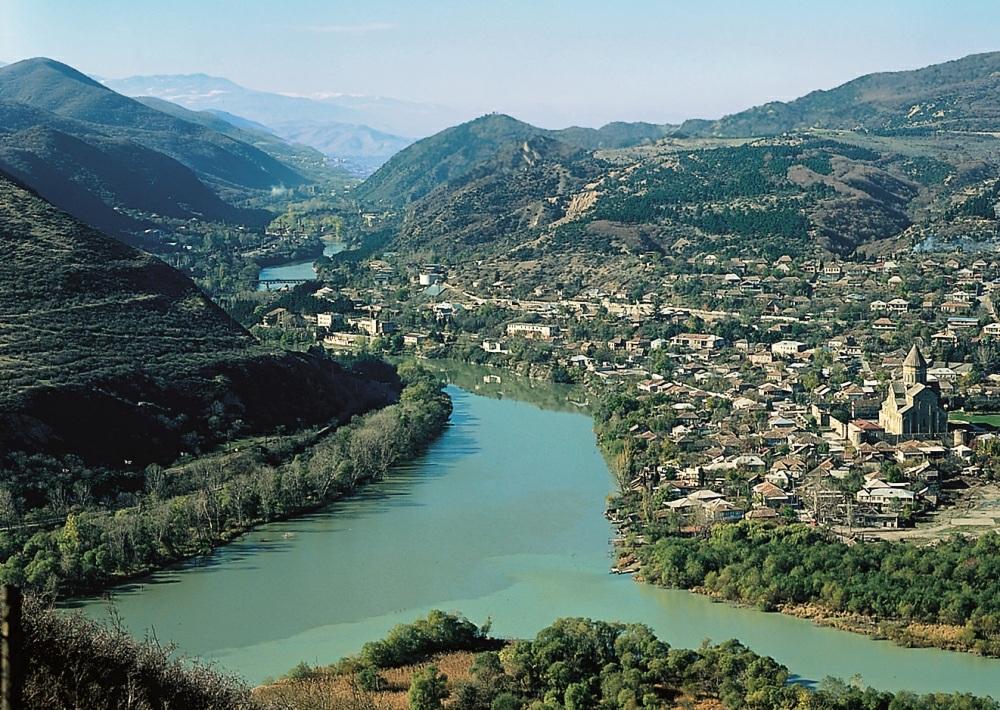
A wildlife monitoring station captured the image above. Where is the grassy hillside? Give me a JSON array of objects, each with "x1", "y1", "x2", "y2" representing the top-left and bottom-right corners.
[
  {"x1": 682, "y1": 51, "x2": 1000, "y2": 137},
  {"x1": 0, "y1": 174, "x2": 393, "y2": 465}
]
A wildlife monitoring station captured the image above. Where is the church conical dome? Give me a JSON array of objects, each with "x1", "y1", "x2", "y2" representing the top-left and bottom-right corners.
[{"x1": 903, "y1": 344, "x2": 926, "y2": 369}]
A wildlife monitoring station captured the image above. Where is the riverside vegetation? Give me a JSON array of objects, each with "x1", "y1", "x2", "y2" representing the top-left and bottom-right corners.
[
  {"x1": 259, "y1": 611, "x2": 1000, "y2": 710},
  {"x1": 595, "y1": 391, "x2": 1000, "y2": 656},
  {"x1": 0, "y1": 361, "x2": 451, "y2": 596}
]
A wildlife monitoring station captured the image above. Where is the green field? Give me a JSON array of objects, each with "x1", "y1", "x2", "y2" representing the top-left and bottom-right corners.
[{"x1": 950, "y1": 411, "x2": 1000, "y2": 427}]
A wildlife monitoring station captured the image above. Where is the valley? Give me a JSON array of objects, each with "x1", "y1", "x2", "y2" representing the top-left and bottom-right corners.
[
  {"x1": 4, "y1": 36, "x2": 1000, "y2": 709},
  {"x1": 75, "y1": 375, "x2": 1000, "y2": 695}
]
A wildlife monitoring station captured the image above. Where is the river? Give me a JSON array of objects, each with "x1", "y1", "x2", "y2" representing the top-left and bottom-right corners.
[
  {"x1": 73, "y1": 367, "x2": 1000, "y2": 694},
  {"x1": 256, "y1": 237, "x2": 346, "y2": 290}
]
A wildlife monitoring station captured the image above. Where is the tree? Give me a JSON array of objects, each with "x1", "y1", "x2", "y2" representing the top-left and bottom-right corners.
[
  {"x1": 0, "y1": 484, "x2": 18, "y2": 529},
  {"x1": 408, "y1": 666, "x2": 449, "y2": 710}
]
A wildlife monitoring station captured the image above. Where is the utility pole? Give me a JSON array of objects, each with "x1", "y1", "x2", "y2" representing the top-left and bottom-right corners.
[{"x1": 1, "y1": 585, "x2": 23, "y2": 710}]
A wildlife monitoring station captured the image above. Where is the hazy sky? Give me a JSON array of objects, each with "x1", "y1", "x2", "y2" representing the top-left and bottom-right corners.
[{"x1": 3, "y1": 0, "x2": 999, "y2": 128}]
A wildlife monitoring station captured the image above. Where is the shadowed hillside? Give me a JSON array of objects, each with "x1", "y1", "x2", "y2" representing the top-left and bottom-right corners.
[
  {"x1": 0, "y1": 100, "x2": 267, "y2": 235},
  {"x1": 0, "y1": 174, "x2": 395, "y2": 465}
]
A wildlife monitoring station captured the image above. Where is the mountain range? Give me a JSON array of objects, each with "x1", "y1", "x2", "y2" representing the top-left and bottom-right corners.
[
  {"x1": 103, "y1": 73, "x2": 467, "y2": 173},
  {"x1": 0, "y1": 171, "x2": 394, "y2": 464},
  {"x1": 0, "y1": 60, "x2": 308, "y2": 192},
  {"x1": 357, "y1": 51, "x2": 1000, "y2": 272},
  {"x1": 681, "y1": 51, "x2": 1000, "y2": 137},
  {"x1": 0, "y1": 58, "x2": 350, "y2": 239}
]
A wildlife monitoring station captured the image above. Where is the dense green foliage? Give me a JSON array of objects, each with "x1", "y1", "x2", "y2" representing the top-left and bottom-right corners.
[
  {"x1": 322, "y1": 613, "x2": 1000, "y2": 709},
  {"x1": 952, "y1": 180, "x2": 1000, "y2": 219},
  {"x1": 408, "y1": 665, "x2": 451, "y2": 710},
  {"x1": 358, "y1": 609, "x2": 494, "y2": 669},
  {"x1": 641, "y1": 522, "x2": 1000, "y2": 655},
  {"x1": 589, "y1": 139, "x2": 905, "y2": 256}
]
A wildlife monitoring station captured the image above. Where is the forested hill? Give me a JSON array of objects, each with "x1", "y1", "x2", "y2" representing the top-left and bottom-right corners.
[
  {"x1": 0, "y1": 174, "x2": 395, "y2": 465},
  {"x1": 0, "y1": 99, "x2": 270, "y2": 236},
  {"x1": 681, "y1": 50, "x2": 1000, "y2": 137},
  {"x1": 356, "y1": 114, "x2": 548, "y2": 206}
]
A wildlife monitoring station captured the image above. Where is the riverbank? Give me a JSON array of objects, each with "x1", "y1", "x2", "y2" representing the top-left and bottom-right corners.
[
  {"x1": 591, "y1": 383, "x2": 1000, "y2": 658},
  {"x1": 373, "y1": 354, "x2": 1000, "y2": 659},
  {"x1": 607, "y1": 505, "x2": 1000, "y2": 658},
  {"x1": 74, "y1": 381, "x2": 1000, "y2": 694},
  {"x1": 778, "y1": 602, "x2": 981, "y2": 655},
  {"x1": 5, "y1": 364, "x2": 452, "y2": 600},
  {"x1": 680, "y1": 586, "x2": 985, "y2": 655},
  {"x1": 257, "y1": 612, "x2": 1000, "y2": 710}
]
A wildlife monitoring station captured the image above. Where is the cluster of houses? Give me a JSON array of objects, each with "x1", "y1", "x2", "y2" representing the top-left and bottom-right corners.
[
  {"x1": 256, "y1": 247, "x2": 1000, "y2": 539},
  {"x1": 611, "y1": 337, "x2": 997, "y2": 532}
]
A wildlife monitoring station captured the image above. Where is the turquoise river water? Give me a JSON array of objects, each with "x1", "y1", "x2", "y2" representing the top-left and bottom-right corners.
[{"x1": 74, "y1": 376, "x2": 1000, "y2": 694}]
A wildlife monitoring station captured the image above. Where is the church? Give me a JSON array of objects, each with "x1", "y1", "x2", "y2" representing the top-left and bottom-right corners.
[{"x1": 878, "y1": 344, "x2": 948, "y2": 437}]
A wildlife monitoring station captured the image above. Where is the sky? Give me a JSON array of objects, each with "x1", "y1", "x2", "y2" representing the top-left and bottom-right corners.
[{"x1": 2, "y1": 0, "x2": 1000, "y2": 128}]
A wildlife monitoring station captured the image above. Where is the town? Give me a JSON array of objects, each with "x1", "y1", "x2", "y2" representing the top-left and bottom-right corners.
[{"x1": 257, "y1": 247, "x2": 1000, "y2": 550}]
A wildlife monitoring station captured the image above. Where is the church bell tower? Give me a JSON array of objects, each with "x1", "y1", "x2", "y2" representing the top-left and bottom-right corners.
[{"x1": 902, "y1": 344, "x2": 927, "y2": 387}]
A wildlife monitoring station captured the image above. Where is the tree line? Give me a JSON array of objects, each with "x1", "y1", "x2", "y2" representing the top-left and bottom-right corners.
[
  {"x1": 0, "y1": 364, "x2": 451, "y2": 597},
  {"x1": 641, "y1": 521, "x2": 1000, "y2": 656},
  {"x1": 279, "y1": 611, "x2": 1000, "y2": 710}
]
